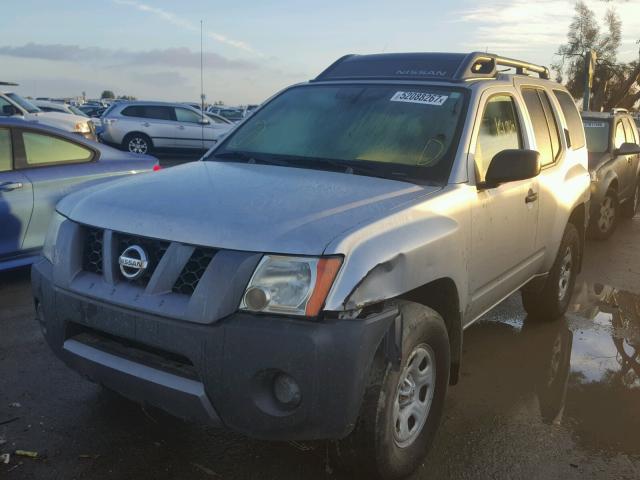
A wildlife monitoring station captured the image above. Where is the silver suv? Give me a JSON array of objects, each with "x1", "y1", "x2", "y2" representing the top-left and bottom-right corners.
[
  {"x1": 33, "y1": 52, "x2": 590, "y2": 480},
  {"x1": 100, "y1": 101, "x2": 233, "y2": 154}
]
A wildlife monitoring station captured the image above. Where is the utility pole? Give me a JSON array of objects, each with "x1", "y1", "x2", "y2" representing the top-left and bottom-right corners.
[{"x1": 583, "y1": 49, "x2": 597, "y2": 111}]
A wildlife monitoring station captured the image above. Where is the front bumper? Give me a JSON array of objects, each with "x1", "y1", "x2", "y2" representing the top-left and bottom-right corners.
[{"x1": 32, "y1": 258, "x2": 394, "y2": 440}]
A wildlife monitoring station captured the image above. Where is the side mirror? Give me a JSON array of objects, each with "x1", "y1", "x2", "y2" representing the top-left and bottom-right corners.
[
  {"x1": 614, "y1": 142, "x2": 640, "y2": 156},
  {"x1": 482, "y1": 149, "x2": 541, "y2": 189},
  {"x1": 1, "y1": 104, "x2": 19, "y2": 116}
]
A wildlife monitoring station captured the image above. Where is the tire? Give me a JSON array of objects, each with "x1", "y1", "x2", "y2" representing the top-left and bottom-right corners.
[
  {"x1": 589, "y1": 189, "x2": 618, "y2": 239},
  {"x1": 522, "y1": 223, "x2": 580, "y2": 320},
  {"x1": 123, "y1": 132, "x2": 153, "y2": 155},
  {"x1": 330, "y1": 301, "x2": 450, "y2": 480},
  {"x1": 620, "y1": 179, "x2": 639, "y2": 219}
]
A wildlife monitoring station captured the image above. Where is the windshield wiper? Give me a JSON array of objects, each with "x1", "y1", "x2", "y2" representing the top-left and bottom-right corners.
[{"x1": 211, "y1": 151, "x2": 292, "y2": 168}]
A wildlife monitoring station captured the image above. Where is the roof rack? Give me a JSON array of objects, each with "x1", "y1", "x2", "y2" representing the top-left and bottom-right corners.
[
  {"x1": 0, "y1": 81, "x2": 19, "y2": 86},
  {"x1": 611, "y1": 108, "x2": 629, "y2": 114},
  {"x1": 313, "y1": 52, "x2": 550, "y2": 83}
]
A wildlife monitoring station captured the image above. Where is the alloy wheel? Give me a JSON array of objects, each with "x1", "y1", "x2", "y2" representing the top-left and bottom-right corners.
[{"x1": 128, "y1": 137, "x2": 148, "y2": 154}]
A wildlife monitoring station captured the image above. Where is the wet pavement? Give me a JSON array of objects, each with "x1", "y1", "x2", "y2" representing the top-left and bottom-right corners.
[{"x1": 1, "y1": 218, "x2": 639, "y2": 479}]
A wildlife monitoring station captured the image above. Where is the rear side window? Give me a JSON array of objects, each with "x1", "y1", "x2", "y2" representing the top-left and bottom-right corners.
[
  {"x1": 553, "y1": 90, "x2": 586, "y2": 149},
  {"x1": 522, "y1": 88, "x2": 561, "y2": 166},
  {"x1": 121, "y1": 105, "x2": 174, "y2": 121},
  {"x1": 475, "y1": 95, "x2": 522, "y2": 182},
  {"x1": 22, "y1": 132, "x2": 93, "y2": 166},
  {"x1": 0, "y1": 128, "x2": 11, "y2": 171}
]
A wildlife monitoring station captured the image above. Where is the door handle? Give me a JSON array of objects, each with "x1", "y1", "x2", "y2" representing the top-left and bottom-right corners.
[
  {"x1": 178, "y1": 125, "x2": 185, "y2": 130},
  {"x1": 0, "y1": 181, "x2": 23, "y2": 192},
  {"x1": 142, "y1": 122, "x2": 150, "y2": 127},
  {"x1": 525, "y1": 189, "x2": 538, "y2": 204}
]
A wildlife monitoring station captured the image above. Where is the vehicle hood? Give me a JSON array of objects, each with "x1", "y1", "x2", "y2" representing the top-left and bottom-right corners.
[
  {"x1": 57, "y1": 161, "x2": 440, "y2": 255},
  {"x1": 26, "y1": 111, "x2": 89, "y2": 131},
  {"x1": 588, "y1": 151, "x2": 611, "y2": 171}
]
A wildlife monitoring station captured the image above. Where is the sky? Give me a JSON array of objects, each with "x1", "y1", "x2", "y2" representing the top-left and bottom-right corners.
[{"x1": 1, "y1": 0, "x2": 640, "y2": 105}]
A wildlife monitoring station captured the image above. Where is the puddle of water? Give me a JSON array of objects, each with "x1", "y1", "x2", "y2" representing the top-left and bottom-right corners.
[{"x1": 468, "y1": 280, "x2": 640, "y2": 456}]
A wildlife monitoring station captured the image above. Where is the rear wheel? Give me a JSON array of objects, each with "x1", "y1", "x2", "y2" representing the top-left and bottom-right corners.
[
  {"x1": 621, "y1": 179, "x2": 639, "y2": 219},
  {"x1": 330, "y1": 301, "x2": 450, "y2": 480},
  {"x1": 123, "y1": 133, "x2": 152, "y2": 155},
  {"x1": 522, "y1": 223, "x2": 580, "y2": 321},
  {"x1": 590, "y1": 189, "x2": 618, "y2": 239}
]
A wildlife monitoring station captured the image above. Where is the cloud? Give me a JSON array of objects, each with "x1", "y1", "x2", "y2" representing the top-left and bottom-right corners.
[
  {"x1": 112, "y1": 0, "x2": 262, "y2": 56},
  {"x1": 0, "y1": 43, "x2": 257, "y2": 70},
  {"x1": 130, "y1": 70, "x2": 191, "y2": 88}
]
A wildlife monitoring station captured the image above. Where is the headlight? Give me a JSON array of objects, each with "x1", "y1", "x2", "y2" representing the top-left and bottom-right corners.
[
  {"x1": 42, "y1": 212, "x2": 66, "y2": 263},
  {"x1": 590, "y1": 170, "x2": 598, "y2": 182},
  {"x1": 74, "y1": 121, "x2": 90, "y2": 133},
  {"x1": 240, "y1": 255, "x2": 342, "y2": 317}
]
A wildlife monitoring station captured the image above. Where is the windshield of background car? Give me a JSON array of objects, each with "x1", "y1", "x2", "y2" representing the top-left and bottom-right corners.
[
  {"x1": 582, "y1": 119, "x2": 610, "y2": 153},
  {"x1": 70, "y1": 106, "x2": 88, "y2": 117},
  {"x1": 213, "y1": 84, "x2": 467, "y2": 182},
  {"x1": 6, "y1": 93, "x2": 40, "y2": 113}
]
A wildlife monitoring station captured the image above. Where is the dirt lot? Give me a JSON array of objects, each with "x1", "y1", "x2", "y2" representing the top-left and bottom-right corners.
[{"x1": 1, "y1": 210, "x2": 639, "y2": 479}]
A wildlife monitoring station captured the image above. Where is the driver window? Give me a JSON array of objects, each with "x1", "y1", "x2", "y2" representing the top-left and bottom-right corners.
[
  {"x1": 475, "y1": 95, "x2": 522, "y2": 182},
  {"x1": 614, "y1": 121, "x2": 626, "y2": 149},
  {"x1": 175, "y1": 108, "x2": 203, "y2": 124}
]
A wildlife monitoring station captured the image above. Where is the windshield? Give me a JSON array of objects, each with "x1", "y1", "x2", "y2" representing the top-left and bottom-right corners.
[
  {"x1": 210, "y1": 84, "x2": 467, "y2": 182},
  {"x1": 69, "y1": 105, "x2": 88, "y2": 117},
  {"x1": 6, "y1": 93, "x2": 41, "y2": 113},
  {"x1": 582, "y1": 119, "x2": 610, "y2": 153}
]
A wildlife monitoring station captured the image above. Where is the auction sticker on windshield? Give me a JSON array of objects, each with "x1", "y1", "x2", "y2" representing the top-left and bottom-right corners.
[
  {"x1": 390, "y1": 91, "x2": 448, "y2": 106},
  {"x1": 583, "y1": 121, "x2": 607, "y2": 128}
]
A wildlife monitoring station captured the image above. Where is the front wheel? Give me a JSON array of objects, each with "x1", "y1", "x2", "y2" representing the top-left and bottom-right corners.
[
  {"x1": 589, "y1": 189, "x2": 618, "y2": 239},
  {"x1": 621, "y1": 179, "x2": 639, "y2": 219},
  {"x1": 522, "y1": 223, "x2": 580, "y2": 320},
  {"x1": 330, "y1": 301, "x2": 450, "y2": 480}
]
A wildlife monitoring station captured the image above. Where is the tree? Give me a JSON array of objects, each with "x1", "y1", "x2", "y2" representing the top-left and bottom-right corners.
[
  {"x1": 100, "y1": 90, "x2": 115, "y2": 99},
  {"x1": 554, "y1": 1, "x2": 640, "y2": 111}
]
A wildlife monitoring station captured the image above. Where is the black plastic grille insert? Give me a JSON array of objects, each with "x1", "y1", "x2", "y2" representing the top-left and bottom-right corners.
[{"x1": 172, "y1": 248, "x2": 216, "y2": 295}]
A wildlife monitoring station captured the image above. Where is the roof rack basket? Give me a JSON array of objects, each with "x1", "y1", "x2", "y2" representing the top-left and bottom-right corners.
[{"x1": 314, "y1": 52, "x2": 551, "y2": 83}]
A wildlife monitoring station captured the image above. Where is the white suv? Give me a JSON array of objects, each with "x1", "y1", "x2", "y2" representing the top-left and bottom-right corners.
[
  {"x1": 100, "y1": 101, "x2": 234, "y2": 154},
  {"x1": 0, "y1": 86, "x2": 94, "y2": 140}
]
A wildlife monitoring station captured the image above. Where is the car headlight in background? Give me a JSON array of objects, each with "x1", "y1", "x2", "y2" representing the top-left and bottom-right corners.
[
  {"x1": 240, "y1": 255, "x2": 342, "y2": 317},
  {"x1": 74, "y1": 121, "x2": 91, "y2": 134},
  {"x1": 42, "y1": 212, "x2": 66, "y2": 264}
]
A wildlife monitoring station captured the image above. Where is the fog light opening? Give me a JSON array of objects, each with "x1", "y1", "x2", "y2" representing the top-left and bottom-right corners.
[{"x1": 273, "y1": 373, "x2": 301, "y2": 408}]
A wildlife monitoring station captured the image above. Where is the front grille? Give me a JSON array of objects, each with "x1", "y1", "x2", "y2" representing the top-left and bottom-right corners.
[
  {"x1": 172, "y1": 248, "x2": 216, "y2": 295},
  {"x1": 115, "y1": 233, "x2": 169, "y2": 286},
  {"x1": 82, "y1": 227, "x2": 103, "y2": 274},
  {"x1": 80, "y1": 227, "x2": 214, "y2": 296}
]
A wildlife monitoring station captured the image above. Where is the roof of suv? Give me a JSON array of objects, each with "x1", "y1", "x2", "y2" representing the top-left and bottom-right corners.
[
  {"x1": 313, "y1": 52, "x2": 550, "y2": 83},
  {"x1": 112, "y1": 100, "x2": 197, "y2": 108}
]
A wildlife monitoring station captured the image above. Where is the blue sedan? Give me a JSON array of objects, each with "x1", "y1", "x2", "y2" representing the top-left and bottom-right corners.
[{"x1": 0, "y1": 118, "x2": 158, "y2": 270}]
